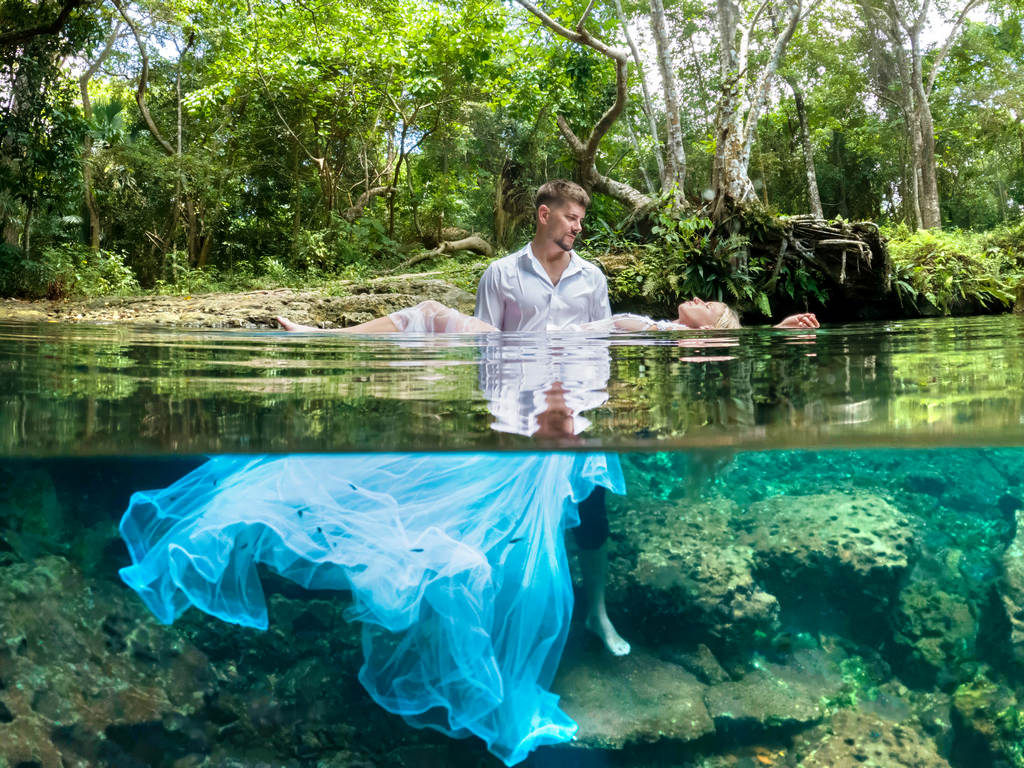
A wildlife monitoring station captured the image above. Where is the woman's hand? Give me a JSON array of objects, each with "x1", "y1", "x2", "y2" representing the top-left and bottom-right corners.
[{"x1": 773, "y1": 313, "x2": 819, "y2": 329}]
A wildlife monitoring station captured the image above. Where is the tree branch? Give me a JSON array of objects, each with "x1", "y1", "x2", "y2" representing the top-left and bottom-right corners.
[
  {"x1": 576, "y1": 0, "x2": 597, "y2": 31},
  {"x1": 925, "y1": 0, "x2": 984, "y2": 95},
  {"x1": 514, "y1": 0, "x2": 627, "y2": 61},
  {"x1": 0, "y1": 0, "x2": 87, "y2": 47},
  {"x1": 341, "y1": 185, "x2": 393, "y2": 222},
  {"x1": 112, "y1": 0, "x2": 175, "y2": 156},
  {"x1": 611, "y1": 0, "x2": 664, "y2": 180}
]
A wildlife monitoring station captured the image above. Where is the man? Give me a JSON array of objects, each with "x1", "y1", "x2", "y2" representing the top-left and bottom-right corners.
[
  {"x1": 475, "y1": 179, "x2": 611, "y2": 332},
  {"x1": 476, "y1": 179, "x2": 630, "y2": 656}
]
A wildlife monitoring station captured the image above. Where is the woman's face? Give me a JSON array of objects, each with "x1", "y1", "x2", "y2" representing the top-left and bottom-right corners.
[{"x1": 677, "y1": 297, "x2": 727, "y2": 328}]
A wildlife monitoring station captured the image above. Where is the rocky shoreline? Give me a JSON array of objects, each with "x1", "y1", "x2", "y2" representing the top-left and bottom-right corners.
[{"x1": 0, "y1": 276, "x2": 474, "y2": 329}]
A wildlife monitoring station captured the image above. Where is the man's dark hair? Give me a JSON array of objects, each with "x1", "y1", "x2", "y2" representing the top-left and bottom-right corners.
[{"x1": 535, "y1": 179, "x2": 590, "y2": 211}]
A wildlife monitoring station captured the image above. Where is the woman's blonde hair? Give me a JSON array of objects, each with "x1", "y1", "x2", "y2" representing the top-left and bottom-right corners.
[{"x1": 712, "y1": 304, "x2": 741, "y2": 329}]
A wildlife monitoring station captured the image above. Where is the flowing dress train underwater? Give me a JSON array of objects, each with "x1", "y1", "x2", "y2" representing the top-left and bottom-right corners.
[{"x1": 119, "y1": 452, "x2": 626, "y2": 765}]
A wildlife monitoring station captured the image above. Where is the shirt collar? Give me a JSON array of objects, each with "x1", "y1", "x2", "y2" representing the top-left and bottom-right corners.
[{"x1": 523, "y1": 243, "x2": 582, "y2": 284}]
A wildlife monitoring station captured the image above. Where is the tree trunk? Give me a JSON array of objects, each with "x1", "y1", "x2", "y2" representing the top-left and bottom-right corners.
[
  {"x1": 79, "y1": 26, "x2": 120, "y2": 250},
  {"x1": 786, "y1": 77, "x2": 823, "y2": 218},
  {"x1": 913, "y1": 77, "x2": 941, "y2": 228},
  {"x1": 710, "y1": 0, "x2": 801, "y2": 221},
  {"x1": 859, "y1": 0, "x2": 980, "y2": 230},
  {"x1": 611, "y1": 0, "x2": 664, "y2": 184},
  {"x1": 835, "y1": 137, "x2": 849, "y2": 218},
  {"x1": 649, "y1": 0, "x2": 686, "y2": 202},
  {"x1": 514, "y1": 0, "x2": 653, "y2": 214}
]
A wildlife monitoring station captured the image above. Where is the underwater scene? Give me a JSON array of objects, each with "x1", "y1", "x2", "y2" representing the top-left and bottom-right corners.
[{"x1": 1, "y1": 318, "x2": 1023, "y2": 768}]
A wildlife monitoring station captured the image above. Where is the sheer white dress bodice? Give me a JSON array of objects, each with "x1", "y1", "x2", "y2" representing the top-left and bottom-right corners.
[{"x1": 388, "y1": 302, "x2": 688, "y2": 333}]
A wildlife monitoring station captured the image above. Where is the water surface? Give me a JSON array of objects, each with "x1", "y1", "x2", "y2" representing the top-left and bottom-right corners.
[{"x1": 3, "y1": 315, "x2": 1024, "y2": 455}]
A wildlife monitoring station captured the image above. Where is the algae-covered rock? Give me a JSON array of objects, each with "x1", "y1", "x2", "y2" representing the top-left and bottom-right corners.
[
  {"x1": 891, "y1": 580, "x2": 977, "y2": 688},
  {"x1": 553, "y1": 645, "x2": 713, "y2": 748},
  {"x1": 704, "y1": 669, "x2": 823, "y2": 730},
  {"x1": 0, "y1": 556, "x2": 211, "y2": 767},
  {"x1": 739, "y1": 492, "x2": 914, "y2": 584},
  {"x1": 665, "y1": 643, "x2": 731, "y2": 685},
  {"x1": 702, "y1": 647, "x2": 845, "y2": 732},
  {"x1": 1001, "y1": 508, "x2": 1024, "y2": 667},
  {"x1": 952, "y1": 672, "x2": 1024, "y2": 767},
  {"x1": 791, "y1": 709, "x2": 952, "y2": 767},
  {"x1": 612, "y1": 497, "x2": 780, "y2": 643}
]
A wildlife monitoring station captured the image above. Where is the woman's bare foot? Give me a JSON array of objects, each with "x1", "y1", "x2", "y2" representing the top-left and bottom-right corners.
[
  {"x1": 276, "y1": 316, "x2": 319, "y2": 332},
  {"x1": 585, "y1": 609, "x2": 631, "y2": 656}
]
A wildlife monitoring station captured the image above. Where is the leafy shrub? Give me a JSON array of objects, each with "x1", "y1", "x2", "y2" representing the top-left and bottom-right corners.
[
  {"x1": 586, "y1": 199, "x2": 776, "y2": 317},
  {"x1": 292, "y1": 217, "x2": 401, "y2": 274},
  {"x1": 886, "y1": 225, "x2": 1022, "y2": 313},
  {"x1": 0, "y1": 244, "x2": 138, "y2": 298}
]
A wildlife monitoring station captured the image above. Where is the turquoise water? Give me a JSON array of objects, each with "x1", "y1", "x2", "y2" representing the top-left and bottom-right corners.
[{"x1": 1, "y1": 317, "x2": 1023, "y2": 767}]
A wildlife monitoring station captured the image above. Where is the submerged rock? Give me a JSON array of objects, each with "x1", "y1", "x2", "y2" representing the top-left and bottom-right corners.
[
  {"x1": 891, "y1": 580, "x2": 978, "y2": 688},
  {"x1": 952, "y1": 672, "x2": 1024, "y2": 768},
  {"x1": 791, "y1": 709, "x2": 952, "y2": 767},
  {"x1": 553, "y1": 644, "x2": 713, "y2": 748},
  {"x1": 0, "y1": 556, "x2": 211, "y2": 767},
  {"x1": 1001, "y1": 508, "x2": 1024, "y2": 667},
  {"x1": 704, "y1": 669, "x2": 823, "y2": 730},
  {"x1": 611, "y1": 489, "x2": 915, "y2": 649},
  {"x1": 738, "y1": 492, "x2": 915, "y2": 582},
  {"x1": 611, "y1": 497, "x2": 780, "y2": 644},
  {"x1": 703, "y1": 647, "x2": 845, "y2": 733}
]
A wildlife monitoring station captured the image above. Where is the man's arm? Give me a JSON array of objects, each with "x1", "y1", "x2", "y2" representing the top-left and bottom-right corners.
[
  {"x1": 475, "y1": 264, "x2": 505, "y2": 330},
  {"x1": 591, "y1": 270, "x2": 612, "y2": 321}
]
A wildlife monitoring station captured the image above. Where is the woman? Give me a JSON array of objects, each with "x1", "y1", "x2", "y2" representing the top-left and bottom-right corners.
[
  {"x1": 120, "y1": 454, "x2": 624, "y2": 766},
  {"x1": 275, "y1": 298, "x2": 819, "y2": 334}
]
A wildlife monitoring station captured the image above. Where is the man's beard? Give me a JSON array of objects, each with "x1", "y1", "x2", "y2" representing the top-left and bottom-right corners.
[{"x1": 554, "y1": 236, "x2": 575, "y2": 251}]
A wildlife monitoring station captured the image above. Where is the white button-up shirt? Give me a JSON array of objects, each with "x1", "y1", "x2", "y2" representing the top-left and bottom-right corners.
[{"x1": 474, "y1": 243, "x2": 611, "y2": 331}]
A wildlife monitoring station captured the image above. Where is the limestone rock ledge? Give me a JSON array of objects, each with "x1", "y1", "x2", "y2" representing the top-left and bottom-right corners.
[{"x1": 0, "y1": 277, "x2": 474, "y2": 329}]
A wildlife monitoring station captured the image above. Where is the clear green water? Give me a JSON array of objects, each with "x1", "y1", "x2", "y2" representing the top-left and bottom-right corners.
[
  {"x1": 1, "y1": 317, "x2": 1023, "y2": 767},
  {"x1": 3, "y1": 315, "x2": 1024, "y2": 455}
]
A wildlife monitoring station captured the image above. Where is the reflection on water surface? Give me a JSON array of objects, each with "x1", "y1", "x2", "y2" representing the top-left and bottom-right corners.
[{"x1": 2, "y1": 314, "x2": 1024, "y2": 455}]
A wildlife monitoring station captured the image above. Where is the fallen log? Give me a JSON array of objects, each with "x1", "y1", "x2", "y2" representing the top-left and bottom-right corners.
[{"x1": 391, "y1": 233, "x2": 495, "y2": 273}]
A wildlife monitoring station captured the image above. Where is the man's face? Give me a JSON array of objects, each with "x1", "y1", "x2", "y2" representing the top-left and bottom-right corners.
[
  {"x1": 538, "y1": 200, "x2": 586, "y2": 252},
  {"x1": 534, "y1": 382, "x2": 576, "y2": 439}
]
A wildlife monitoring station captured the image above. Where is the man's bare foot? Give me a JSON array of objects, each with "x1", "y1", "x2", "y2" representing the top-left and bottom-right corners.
[
  {"x1": 585, "y1": 611, "x2": 631, "y2": 656},
  {"x1": 276, "y1": 316, "x2": 319, "y2": 332}
]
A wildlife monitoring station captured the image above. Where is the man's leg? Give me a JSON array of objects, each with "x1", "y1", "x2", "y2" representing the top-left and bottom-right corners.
[{"x1": 576, "y1": 486, "x2": 630, "y2": 656}]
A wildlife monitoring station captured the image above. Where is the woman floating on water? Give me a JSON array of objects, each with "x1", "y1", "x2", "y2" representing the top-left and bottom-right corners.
[{"x1": 275, "y1": 297, "x2": 820, "y2": 334}]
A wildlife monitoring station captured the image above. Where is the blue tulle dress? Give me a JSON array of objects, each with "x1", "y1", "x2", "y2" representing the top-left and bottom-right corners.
[{"x1": 119, "y1": 452, "x2": 625, "y2": 765}]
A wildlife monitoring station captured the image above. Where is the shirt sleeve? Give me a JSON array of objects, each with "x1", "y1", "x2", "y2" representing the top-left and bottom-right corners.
[
  {"x1": 591, "y1": 270, "x2": 612, "y2": 321},
  {"x1": 475, "y1": 263, "x2": 505, "y2": 330}
]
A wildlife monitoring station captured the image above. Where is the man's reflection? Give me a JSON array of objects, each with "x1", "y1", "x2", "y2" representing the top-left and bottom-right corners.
[
  {"x1": 481, "y1": 333, "x2": 611, "y2": 441},
  {"x1": 479, "y1": 333, "x2": 629, "y2": 656}
]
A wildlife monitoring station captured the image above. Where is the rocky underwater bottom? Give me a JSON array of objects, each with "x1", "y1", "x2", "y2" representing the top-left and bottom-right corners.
[{"x1": 0, "y1": 448, "x2": 1022, "y2": 768}]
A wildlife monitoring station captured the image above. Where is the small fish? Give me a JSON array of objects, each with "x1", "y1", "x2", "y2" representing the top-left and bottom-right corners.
[{"x1": 752, "y1": 746, "x2": 784, "y2": 765}]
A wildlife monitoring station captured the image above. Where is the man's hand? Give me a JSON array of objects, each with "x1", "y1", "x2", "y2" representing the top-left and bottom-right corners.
[{"x1": 773, "y1": 313, "x2": 819, "y2": 329}]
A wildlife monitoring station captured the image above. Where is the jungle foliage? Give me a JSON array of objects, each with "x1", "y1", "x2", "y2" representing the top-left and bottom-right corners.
[{"x1": 2, "y1": 0, "x2": 1024, "y2": 315}]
